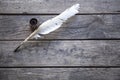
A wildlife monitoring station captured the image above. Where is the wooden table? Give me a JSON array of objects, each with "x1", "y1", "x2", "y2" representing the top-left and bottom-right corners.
[{"x1": 0, "y1": 0, "x2": 120, "y2": 80}]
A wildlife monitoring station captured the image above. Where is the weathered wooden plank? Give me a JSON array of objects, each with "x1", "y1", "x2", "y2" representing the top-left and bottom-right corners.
[
  {"x1": 0, "y1": 40, "x2": 120, "y2": 66},
  {"x1": 0, "y1": 15, "x2": 120, "y2": 39},
  {"x1": 0, "y1": 68, "x2": 120, "y2": 80},
  {"x1": 0, "y1": 0, "x2": 120, "y2": 13}
]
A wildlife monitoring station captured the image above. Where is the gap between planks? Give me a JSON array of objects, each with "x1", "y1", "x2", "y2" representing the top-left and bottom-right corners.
[
  {"x1": 1, "y1": 39, "x2": 120, "y2": 41},
  {"x1": 0, "y1": 12, "x2": 120, "y2": 15},
  {"x1": 0, "y1": 66, "x2": 120, "y2": 68}
]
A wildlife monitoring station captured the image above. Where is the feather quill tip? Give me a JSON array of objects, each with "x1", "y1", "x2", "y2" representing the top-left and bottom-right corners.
[{"x1": 14, "y1": 45, "x2": 21, "y2": 52}]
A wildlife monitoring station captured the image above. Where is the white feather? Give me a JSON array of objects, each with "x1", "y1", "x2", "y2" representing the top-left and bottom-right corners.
[
  {"x1": 14, "y1": 4, "x2": 80, "y2": 52},
  {"x1": 33, "y1": 3, "x2": 80, "y2": 39}
]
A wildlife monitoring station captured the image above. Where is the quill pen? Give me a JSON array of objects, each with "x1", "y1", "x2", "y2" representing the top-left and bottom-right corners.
[{"x1": 14, "y1": 4, "x2": 80, "y2": 52}]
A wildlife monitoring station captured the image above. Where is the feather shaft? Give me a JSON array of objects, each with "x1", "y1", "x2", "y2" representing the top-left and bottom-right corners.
[{"x1": 14, "y1": 29, "x2": 39, "y2": 52}]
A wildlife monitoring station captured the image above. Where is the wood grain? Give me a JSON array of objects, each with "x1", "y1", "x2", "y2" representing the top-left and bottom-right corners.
[
  {"x1": 0, "y1": 15, "x2": 120, "y2": 39},
  {"x1": 0, "y1": 68, "x2": 120, "y2": 80},
  {"x1": 0, "y1": 40, "x2": 120, "y2": 66},
  {"x1": 0, "y1": 0, "x2": 120, "y2": 14},
  {"x1": 0, "y1": 0, "x2": 120, "y2": 79}
]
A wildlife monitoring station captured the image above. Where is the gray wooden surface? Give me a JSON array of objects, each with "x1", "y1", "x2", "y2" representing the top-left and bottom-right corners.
[
  {"x1": 0, "y1": 40, "x2": 120, "y2": 66},
  {"x1": 0, "y1": 68, "x2": 120, "y2": 80},
  {"x1": 0, "y1": 0, "x2": 120, "y2": 14},
  {"x1": 1, "y1": 15, "x2": 120, "y2": 39},
  {"x1": 0, "y1": 0, "x2": 120, "y2": 80}
]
